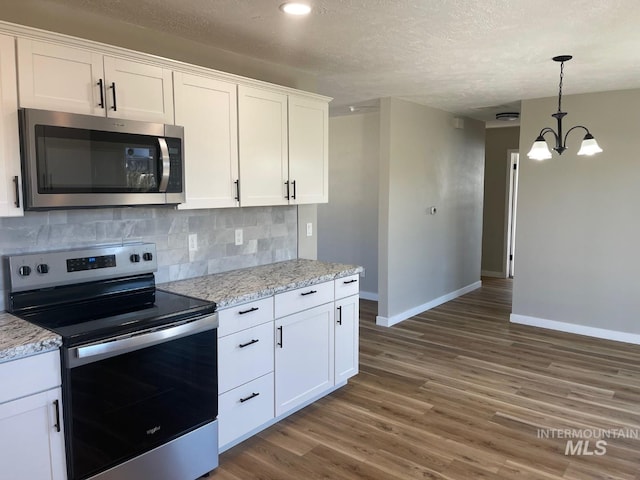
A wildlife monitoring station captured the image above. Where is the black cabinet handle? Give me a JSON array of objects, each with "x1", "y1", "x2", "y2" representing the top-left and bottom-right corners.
[
  {"x1": 239, "y1": 392, "x2": 260, "y2": 403},
  {"x1": 238, "y1": 338, "x2": 259, "y2": 348},
  {"x1": 97, "y1": 79, "x2": 105, "y2": 108},
  {"x1": 238, "y1": 306, "x2": 259, "y2": 315},
  {"x1": 277, "y1": 326, "x2": 283, "y2": 347},
  {"x1": 284, "y1": 180, "x2": 290, "y2": 200},
  {"x1": 110, "y1": 82, "x2": 117, "y2": 111},
  {"x1": 300, "y1": 290, "x2": 317, "y2": 296},
  {"x1": 234, "y1": 179, "x2": 240, "y2": 201},
  {"x1": 291, "y1": 180, "x2": 297, "y2": 200},
  {"x1": 343, "y1": 279, "x2": 358, "y2": 284},
  {"x1": 53, "y1": 400, "x2": 61, "y2": 432},
  {"x1": 12, "y1": 176, "x2": 19, "y2": 208},
  {"x1": 337, "y1": 305, "x2": 342, "y2": 325}
]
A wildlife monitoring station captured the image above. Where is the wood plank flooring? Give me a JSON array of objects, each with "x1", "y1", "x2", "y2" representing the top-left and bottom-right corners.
[{"x1": 209, "y1": 278, "x2": 640, "y2": 479}]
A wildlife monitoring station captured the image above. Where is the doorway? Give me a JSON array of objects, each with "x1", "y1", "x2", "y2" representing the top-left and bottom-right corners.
[{"x1": 505, "y1": 150, "x2": 519, "y2": 278}]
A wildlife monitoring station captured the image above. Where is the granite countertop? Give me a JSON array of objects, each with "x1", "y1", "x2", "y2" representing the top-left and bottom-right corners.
[
  {"x1": 0, "y1": 312, "x2": 62, "y2": 364},
  {"x1": 160, "y1": 258, "x2": 363, "y2": 309},
  {"x1": 0, "y1": 259, "x2": 361, "y2": 362}
]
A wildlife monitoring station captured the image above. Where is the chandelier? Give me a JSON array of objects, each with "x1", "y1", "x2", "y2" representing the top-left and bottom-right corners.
[{"x1": 527, "y1": 55, "x2": 603, "y2": 160}]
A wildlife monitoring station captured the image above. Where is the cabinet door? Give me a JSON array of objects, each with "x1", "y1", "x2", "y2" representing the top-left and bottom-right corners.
[
  {"x1": 275, "y1": 303, "x2": 334, "y2": 416},
  {"x1": 238, "y1": 85, "x2": 289, "y2": 206},
  {"x1": 0, "y1": 34, "x2": 23, "y2": 217},
  {"x1": 288, "y1": 95, "x2": 328, "y2": 204},
  {"x1": 103, "y1": 56, "x2": 174, "y2": 123},
  {"x1": 17, "y1": 38, "x2": 104, "y2": 116},
  {"x1": 174, "y1": 72, "x2": 239, "y2": 209},
  {"x1": 0, "y1": 387, "x2": 66, "y2": 480},
  {"x1": 335, "y1": 295, "x2": 359, "y2": 383}
]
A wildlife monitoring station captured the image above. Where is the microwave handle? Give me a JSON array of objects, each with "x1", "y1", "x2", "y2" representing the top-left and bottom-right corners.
[{"x1": 158, "y1": 138, "x2": 170, "y2": 193}]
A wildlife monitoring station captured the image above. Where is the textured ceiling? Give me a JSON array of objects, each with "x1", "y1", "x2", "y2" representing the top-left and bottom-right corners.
[{"x1": 29, "y1": 0, "x2": 640, "y2": 120}]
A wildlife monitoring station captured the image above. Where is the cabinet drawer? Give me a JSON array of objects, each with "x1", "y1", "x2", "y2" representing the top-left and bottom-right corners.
[
  {"x1": 218, "y1": 322, "x2": 274, "y2": 394},
  {"x1": 218, "y1": 297, "x2": 274, "y2": 337},
  {"x1": 218, "y1": 373, "x2": 274, "y2": 448},
  {"x1": 275, "y1": 281, "x2": 333, "y2": 318},
  {"x1": 335, "y1": 274, "x2": 359, "y2": 299},
  {"x1": 0, "y1": 351, "x2": 61, "y2": 405}
]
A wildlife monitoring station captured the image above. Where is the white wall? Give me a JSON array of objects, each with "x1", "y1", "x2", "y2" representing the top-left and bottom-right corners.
[
  {"x1": 378, "y1": 98, "x2": 485, "y2": 325},
  {"x1": 317, "y1": 112, "x2": 379, "y2": 296},
  {"x1": 513, "y1": 89, "x2": 640, "y2": 340}
]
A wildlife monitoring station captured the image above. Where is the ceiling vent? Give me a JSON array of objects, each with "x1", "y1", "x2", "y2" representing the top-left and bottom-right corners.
[{"x1": 496, "y1": 112, "x2": 520, "y2": 121}]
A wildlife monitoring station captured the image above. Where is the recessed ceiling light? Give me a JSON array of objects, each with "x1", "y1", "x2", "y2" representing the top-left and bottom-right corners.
[{"x1": 280, "y1": 2, "x2": 312, "y2": 15}]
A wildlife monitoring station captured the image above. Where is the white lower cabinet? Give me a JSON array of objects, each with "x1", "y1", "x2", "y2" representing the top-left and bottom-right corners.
[
  {"x1": 217, "y1": 278, "x2": 359, "y2": 450},
  {"x1": 218, "y1": 373, "x2": 274, "y2": 447},
  {"x1": 274, "y1": 303, "x2": 335, "y2": 416},
  {"x1": 0, "y1": 351, "x2": 66, "y2": 479},
  {"x1": 217, "y1": 298, "x2": 275, "y2": 450},
  {"x1": 335, "y1": 294, "x2": 360, "y2": 383}
]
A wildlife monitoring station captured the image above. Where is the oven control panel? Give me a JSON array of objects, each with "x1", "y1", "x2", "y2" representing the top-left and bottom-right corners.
[{"x1": 6, "y1": 243, "x2": 157, "y2": 293}]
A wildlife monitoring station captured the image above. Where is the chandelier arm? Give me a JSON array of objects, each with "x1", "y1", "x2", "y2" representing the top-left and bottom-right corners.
[
  {"x1": 563, "y1": 125, "x2": 590, "y2": 147},
  {"x1": 539, "y1": 127, "x2": 559, "y2": 146}
]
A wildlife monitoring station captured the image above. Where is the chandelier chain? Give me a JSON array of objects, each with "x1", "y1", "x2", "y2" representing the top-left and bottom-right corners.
[{"x1": 558, "y1": 61, "x2": 565, "y2": 113}]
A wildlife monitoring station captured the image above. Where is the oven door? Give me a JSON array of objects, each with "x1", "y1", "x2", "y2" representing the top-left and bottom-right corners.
[{"x1": 64, "y1": 315, "x2": 218, "y2": 480}]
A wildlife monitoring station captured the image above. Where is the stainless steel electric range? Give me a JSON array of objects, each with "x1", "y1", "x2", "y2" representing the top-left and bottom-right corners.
[{"x1": 5, "y1": 243, "x2": 219, "y2": 480}]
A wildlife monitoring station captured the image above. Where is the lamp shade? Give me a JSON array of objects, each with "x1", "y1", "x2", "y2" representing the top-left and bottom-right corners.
[
  {"x1": 577, "y1": 134, "x2": 603, "y2": 156},
  {"x1": 527, "y1": 136, "x2": 553, "y2": 160}
]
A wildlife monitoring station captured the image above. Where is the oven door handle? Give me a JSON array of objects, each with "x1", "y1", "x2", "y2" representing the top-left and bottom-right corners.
[
  {"x1": 158, "y1": 137, "x2": 171, "y2": 193},
  {"x1": 69, "y1": 313, "x2": 218, "y2": 367}
]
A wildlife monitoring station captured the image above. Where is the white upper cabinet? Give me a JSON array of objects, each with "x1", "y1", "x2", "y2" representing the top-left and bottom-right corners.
[
  {"x1": 0, "y1": 34, "x2": 23, "y2": 217},
  {"x1": 288, "y1": 95, "x2": 328, "y2": 204},
  {"x1": 17, "y1": 39, "x2": 174, "y2": 123},
  {"x1": 174, "y1": 72, "x2": 239, "y2": 209},
  {"x1": 238, "y1": 85, "x2": 289, "y2": 207}
]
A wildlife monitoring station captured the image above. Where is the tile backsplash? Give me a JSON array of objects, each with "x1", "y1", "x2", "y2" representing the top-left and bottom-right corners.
[{"x1": 0, "y1": 205, "x2": 297, "y2": 310}]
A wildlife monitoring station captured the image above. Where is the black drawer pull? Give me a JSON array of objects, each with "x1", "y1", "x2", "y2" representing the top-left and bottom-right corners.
[
  {"x1": 300, "y1": 290, "x2": 317, "y2": 296},
  {"x1": 284, "y1": 180, "x2": 290, "y2": 200},
  {"x1": 239, "y1": 392, "x2": 260, "y2": 403},
  {"x1": 277, "y1": 326, "x2": 283, "y2": 347},
  {"x1": 234, "y1": 179, "x2": 240, "y2": 201},
  {"x1": 53, "y1": 400, "x2": 61, "y2": 432},
  {"x1": 110, "y1": 82, "x2": 117, "y2": 111},
  {"x1": 97, "y1": 78, "x2": 105, "y2": 108},
  {"x1": 238, "y1": 306, "x2": 259, "y2": 315},
  {"x1": 343, "y1": 279, "x2": 358, "y2": 284},
  {"x1": 239, "y1": 339, "x2": 259, "y2": 348},
  {"x1": 337, "y1": 305, "x2": 343, "y2": 325},
  {"x1": 13, "y1": 176, "x2": 20, "y2": 208}
]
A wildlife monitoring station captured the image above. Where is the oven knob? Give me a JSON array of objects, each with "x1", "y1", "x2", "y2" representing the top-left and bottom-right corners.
[
  {"x1": 143, "y1": 252, "x2": 153, "y2": 261},
  {"x1": 130, "y1": 254, "x2": 141, "y2": 263},
  {"x1": 18, "y1": 265, "x2": 32, "y2": 277},
  {"x1": 36, "y1": 264, "x2": 49, "y2": 274}
]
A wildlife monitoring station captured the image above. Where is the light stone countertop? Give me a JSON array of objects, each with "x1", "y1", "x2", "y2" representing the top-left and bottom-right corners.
[
  {"x1": 159, "y1": 259, "x2": 363, "y2": 309},
  {"x1": 0, "y1": 259, "x2": 361, "y2": 363},
  {"x1": 0, "y1": 311, "x2": 62, "y2": 364}
]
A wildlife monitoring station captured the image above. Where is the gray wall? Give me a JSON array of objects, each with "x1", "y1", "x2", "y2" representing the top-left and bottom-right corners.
[
  {"x1": 0, "y1": 206, "x2": 297, "y2": 310},
  {"x1": 482, "y1": 126, "x2": 520, "y2": 275},
  {"x1": 378, "y1": 98, "x2": 485, "y2": 321},
  {"x1": 513, "y1": 89, "x2": 640, "y2": 334},
  {"x1": 317, "y1": 112, "x2": 379, "y2": 296}
]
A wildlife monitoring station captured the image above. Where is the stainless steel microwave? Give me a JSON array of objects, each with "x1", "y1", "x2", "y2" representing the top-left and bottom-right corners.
[{"x1": 18, "y1": 108, "x2": 185, "y2": 210}]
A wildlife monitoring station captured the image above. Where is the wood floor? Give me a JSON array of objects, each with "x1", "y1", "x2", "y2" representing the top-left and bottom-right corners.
[{"x1": 210, "y1": 278, "x2": 640, "y2": 479}]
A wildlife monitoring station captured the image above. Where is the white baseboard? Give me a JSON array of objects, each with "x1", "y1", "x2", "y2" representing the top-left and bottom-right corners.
[
  {"x1": 359, "y1": 291, "x2": 379, "y2": 301},
  {"x1": 376, "y1": 281, "x2": 482, "y2": 327},
  {"x1": 481, "y1": 270, "x2": 505, "y2": 278},
  {"x1": 510, "y1": 314, "x2": 640, "y2": 346}
]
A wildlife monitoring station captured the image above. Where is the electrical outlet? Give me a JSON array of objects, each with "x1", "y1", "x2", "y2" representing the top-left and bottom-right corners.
[
  {"x1": 306, "y1": 222, "x2": 313, "y2": 237},
  {"x1": 360, "y1": 269, "x2": 366, "y2": 278},
  {"x1": 188, "y1": 233, "x2": 198, "y2": 251},
  {"x1": 235, "y1": 229, "x2": 243, "y2": 246}
]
